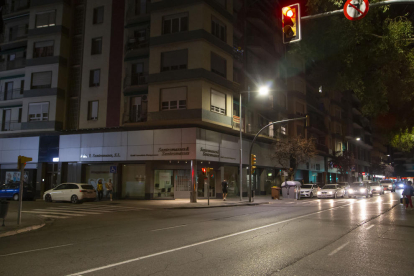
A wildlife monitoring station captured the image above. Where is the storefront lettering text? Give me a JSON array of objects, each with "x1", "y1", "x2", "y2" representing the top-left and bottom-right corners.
[
  {"x1": 158, "y1": 147, "x2": 190, "y2": 156},
  {"x1": 200, "y1": 148, "x2": 220, "y2": 158}
]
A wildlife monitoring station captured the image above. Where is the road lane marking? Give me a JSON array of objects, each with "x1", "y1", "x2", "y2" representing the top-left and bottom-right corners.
[
  {"x1": 151, "y1": 225, "x2": 187, "y2": 232},
  {"x1": 39, "y1": 215, "x2": 70, "y2": 219},
  {"x1": 22, "y1": 211, "x2": 85, "y2": 217},
  {"x1": 32, "y1": 209, "x2": 102, "y2": 215},
  {"x1": 328, "y1": 242, "x2": 350, "y2": 256},
  {"x1": 0, "y1": 244, "x2": 73, "y2": 257},
  {"x1": 366, "y1": 225, "x2": 375, "y2": 230},
  {"x1": 66, "y1": 201, "x2": 371, "y2": 276}
]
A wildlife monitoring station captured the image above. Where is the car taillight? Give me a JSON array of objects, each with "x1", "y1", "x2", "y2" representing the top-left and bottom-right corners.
[{"x1": 80, "y1": 190, "x2": 87, "y2": 192}]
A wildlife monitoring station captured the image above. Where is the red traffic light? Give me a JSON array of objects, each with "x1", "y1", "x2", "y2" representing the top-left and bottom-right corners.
[{"x1": 202, "y1": 168, "x2": 206, "y2": 174}]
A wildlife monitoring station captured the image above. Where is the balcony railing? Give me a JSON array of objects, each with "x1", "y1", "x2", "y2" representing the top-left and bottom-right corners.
[
  {"x1": 127, "y1": 109, "x2": 147, "y2": 123},
  {"x1": 0, "y1": 88, "x2": 24, "y2": 101},
  {"x1": 125, "y1": 38, "x2": 149, "y2": 52},
  {"x1": 2, "y1": 120, "x2": 21, "y2": 131},
  {"x1": 2, "y1": 0, "x2": 30, "y2": 15},
  {"x1": 315, "y1": 143, "x2": 329, "y2": 154},
  {"x1": 124, "y1": 73, "x2": 148, "y2": 88},
  {"x1": 0, "y1": 58, "x2": 26, "y2": 71},
  {"x1": 126, "y1": 0, "x2": 149, "y2": 18},
  {"x1": 1, "y1": 24, "x2": 28, "y2": 43}
]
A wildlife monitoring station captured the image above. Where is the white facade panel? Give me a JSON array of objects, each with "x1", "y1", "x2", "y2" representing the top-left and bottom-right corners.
[
  {"x1": 103, "y1": 132, "x2": 123, "y2": 147},
  {"x1": 205, "y1": 130, "x2": 220, "y2": 147},
  {"x1": 59, "y1": 148, "x2": 81, "y2": 162},
  {"x1": 19, "y1": 150, "x2": 39, "y2": 163},
  {"x1": 2, "y1": 150, "x2": 20, "y2": 163},
  {"x1": 3, "y1": 138, "x2": 21, "y2": 150},
  {"x1": 181, "y1": 128, "x2": 197, "y2": 144},
  {"x1": 127, "y1": 146, "x2": 155, "y2": 161},
  {"x1": 128, "y1": 130, "x2": 153, "y2": 146},
  {"x1": 154, "y1": 144, "x2": 188, "y2": 160},
  {"x1": 81, "y1": 133, "x2": 104, "y2": 148},
  {"x1": 20, "y1": 137, "x2": 39, "y2": 150},
  {"x1": 102, "y1": 146, "x2": 127, "y2": 161},
  {"x1": 80, "y1": 147, "x2": 103, "y2": 161},
  {"x1": 154, "y1": 129, "x2": 181, "y2": 145},
  {"x1": 59, "y1": 134, "x2": 81, "y2": 148}
]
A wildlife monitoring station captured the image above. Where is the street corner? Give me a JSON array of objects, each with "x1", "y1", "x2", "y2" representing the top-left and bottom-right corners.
[{"x1": 0, "y1": 211, "x2": 47, "y2": 238}]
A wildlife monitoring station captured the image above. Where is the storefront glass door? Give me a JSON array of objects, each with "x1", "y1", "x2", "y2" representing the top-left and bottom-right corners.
[
  {"x1": 154, "y1": 170, "x2": 174, "y2": 199},
  {"x1": 174, "y1": 170, "x2": 191, "y2": 199}
]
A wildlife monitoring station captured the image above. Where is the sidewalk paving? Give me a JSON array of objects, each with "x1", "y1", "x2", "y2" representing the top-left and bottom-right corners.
[{"x1": 0, "y1": 207, "x2": 46, "y2": 238}]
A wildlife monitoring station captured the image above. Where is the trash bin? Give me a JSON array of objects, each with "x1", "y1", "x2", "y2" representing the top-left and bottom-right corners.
[
  {"x1": 281, "y1": 181, "x2": 302, "y2": 199},
  {"x1": 0, "y1": 200, "x2": 10, "y2": 227},
  {"x1": 271, "y1": 187, "x2": 281, "y2": 199}
]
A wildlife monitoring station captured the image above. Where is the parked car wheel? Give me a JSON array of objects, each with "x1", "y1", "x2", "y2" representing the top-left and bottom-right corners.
[
  {"x1": 71, "y1": 195, "x2": 80, "y2": 204},
  {"x1": 13, "y1": 193, "x2": 19, "y2": 201},
  {"x1": 45, "y1": 194, "x2": 52, "y2": 202}
]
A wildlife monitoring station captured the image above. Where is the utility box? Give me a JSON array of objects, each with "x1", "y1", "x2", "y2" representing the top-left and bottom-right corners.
[
  {"x1": 271, "y1": 187, "x2": 281, "y2": 199},
  {"x1": 281, "y1": 181, "x2": 301, "y2": 199}
]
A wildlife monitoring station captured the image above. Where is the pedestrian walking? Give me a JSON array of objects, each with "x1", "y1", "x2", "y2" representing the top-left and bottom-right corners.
[
  {"x1": 222, "y1": 179, "x2": 228, "y2": 201},
  {"x1": 402, "y1": 181, "x2": 414, "y2": 209},
  {"x1": 105, "y1": 179, "x2": 113, "y2": 201},
  {"x1": 97, "y1": 179, "x2": 104, "y2": 201}
]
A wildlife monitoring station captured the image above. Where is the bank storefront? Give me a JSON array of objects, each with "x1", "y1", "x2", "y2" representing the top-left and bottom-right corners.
[{"x1": 0, "y1": 128, "x2": 282, "y2": 200}]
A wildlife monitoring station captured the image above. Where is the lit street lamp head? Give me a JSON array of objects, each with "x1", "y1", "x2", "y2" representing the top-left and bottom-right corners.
[
  {"x1": 356, "y1": 137, "x2": 361, "y2": 141},
  {"x1": 259, "y1": 86, "x2": 269, "y2": 96}
]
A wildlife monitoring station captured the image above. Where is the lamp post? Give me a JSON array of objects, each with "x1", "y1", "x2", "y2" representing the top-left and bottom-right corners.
[{"x1": 239, "y1": 86, "x2": 269, "y2": 201}]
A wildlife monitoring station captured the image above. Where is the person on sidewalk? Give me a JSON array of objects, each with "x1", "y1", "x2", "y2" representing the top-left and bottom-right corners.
[
  {"x1": 105, "y1": 179, "x2": 113, "y2": 201},
  {"x1": 402, "y1": 181, "x2": 414, "y2": 209},
  {"x1": 222, "y1": 179, "x2": 228, "y2": 201},
  {"x1": 97, "y1": 179, "x2": 104, "y2": 201}
]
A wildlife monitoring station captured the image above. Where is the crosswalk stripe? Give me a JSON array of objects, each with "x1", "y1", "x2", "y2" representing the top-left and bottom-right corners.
[
  {"x1": 54, "y1": 206, "x2": 138, "y2": 212},
  {"x1": 22, "y1": 211, "x2": 85, "y2": 217},
  {"x1": 39, "y1": 215, "x2": 70, "y2": 219},
  {"x1": 49, "y1": 207, "x2": 114, "y2": 213},
  {"x1": 33, "y1": 209, "x2": 102, "y2": 215}
]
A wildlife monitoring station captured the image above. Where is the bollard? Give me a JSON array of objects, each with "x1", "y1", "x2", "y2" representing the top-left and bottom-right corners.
[{"x1": 0, "y1": 200, "x2": 10, "y2": 227}]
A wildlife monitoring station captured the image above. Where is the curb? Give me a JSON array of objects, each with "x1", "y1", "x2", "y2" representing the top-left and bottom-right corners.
[
  {"x1": 165, "y1": 202, "x2": 270, "y2": 209},
  {"x1": 0, "y1": 223, "x2": 46, "y2": 238}
]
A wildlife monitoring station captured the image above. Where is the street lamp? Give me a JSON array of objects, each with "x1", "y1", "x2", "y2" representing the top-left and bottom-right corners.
[
  {"x1": 356, "y1": 137, "x2": 361, "y2": 141},
  {"x1": 238, "y1": 86, "x2": 270, "y2": 201}
]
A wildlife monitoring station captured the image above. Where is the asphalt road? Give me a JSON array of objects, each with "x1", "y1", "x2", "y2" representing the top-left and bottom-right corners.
[{"x1": 0, "y1": 191, "x2": 412, "y2": 276}]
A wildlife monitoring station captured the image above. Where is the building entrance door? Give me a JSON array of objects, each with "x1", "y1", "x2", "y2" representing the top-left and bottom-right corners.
[{"x1": 174, "y1": 170, "x2": 191, "y2": 199}]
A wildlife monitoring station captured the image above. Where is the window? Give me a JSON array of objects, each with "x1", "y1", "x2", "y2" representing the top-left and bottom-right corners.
[
  {"x1": 33, "y1": 40, "x2": 54, "y2": 58},
  {"x1": 211, "y1": 90, "x2": 226, "y2": 115},
  {"x1": 336, "y1": 142, "x2": 343, "y2": 152},
  {"x1": 161, "y1": 50, "x2": 188, "y2": 72},
  {"x1": 28, "y1": 102, "x2": 49, "y2": 121},
  {"x1": 296, "y1": 102, "x2": 305, "y2": 116},
  {"x1": 316, "y1": 164, "x2": 321, "y2": 171},
  {"x1": 335, "y1": 123, "x2": 342, "y2": 135},
  {"x1": 88, "y1": 101, "x2": 99, "y2": 120},
  {"x1": 89, "y1": 69, "x2": 100, "y2": 87},
  {"x1": 20, "y1": 80, "x2": 24, "y2": 95},
  {"x1": 134, "y1": 29, "x2": 146, "y2": 41},
  {"x1": 161, "y1": 87, "x2": 186, "y2": 110},
  {"x1": 211, "y1": 16, "x2": 226, "y2": 41},
  {"x1": 93, "y1": 6, "x2": 104, "y2": 24},
  {"x1": 31, "y1": 71, "x2": 52, "y2": 89},
  {"x1": 91, "y1": 37, "x2": 102, "y2": 55},
  {"x1": 2, "y1": 109, "x2": 11, "y2": 131},
  {"x1": 35, "y1": 10, "x2": 56, "y2": 28},
  {"x1": 18, "y1": 108, "x2": 22, "y2": 123},
  {"x1": 211, "y1": 52, "x2": 226, "y2": 78},
  {"x1": 135, "y1": 0, "x2": 148, "y2": 15},
  {"x1": 163, "y1": 13, "x2": 188, "y2": 34}
]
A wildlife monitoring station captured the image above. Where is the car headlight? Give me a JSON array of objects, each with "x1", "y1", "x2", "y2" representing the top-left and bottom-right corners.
[
  {"x1": 328, "y1": 191, "x2": 333, "y2": 194},
  {"x1": 360, "y1": 188, "x2": 366, "y2": 192},
  {"x1": 349, "y1": 189, "x2": 354, "y2": 193},
  {"x1": 399, "y1": 184, "x2": 404, "y2": 188},
  {"x1": 317, "y1": 192, "x2": 321, "y2": 195}
]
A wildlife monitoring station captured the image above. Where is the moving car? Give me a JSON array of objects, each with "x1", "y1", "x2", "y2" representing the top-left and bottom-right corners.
[
  {"x1": 0, "y1": 183, "x2": 35, "y2": 201},
  {"x1": 395, "y1": 182, "x2": 405, "y2": 190},
  {"x1": 300, "y1": 183, "x2": 318, "y2": 198},
  {"x1": 336, "y1": 182, "x2": 351, "y2": 195},
  {"x1": 43, "y1": 183, "x2": 96, "y2": 204},
  {"x1": 317, "y1": 184, "x2": 345, "y2": 199},
  {"x1": 380, "y1": 180, "x2": 395, "y2": 192},
  {"x1": 348, "y1": 182, "x2": 373, "y2": 198},
  {"x1": 369, "y1": 182, "x2": 384, "y2": 195}
]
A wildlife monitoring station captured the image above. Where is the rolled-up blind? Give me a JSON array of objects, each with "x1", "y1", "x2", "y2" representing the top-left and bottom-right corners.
[
  {"x1": 211, "y1": 90, "x2": 225, "y2": 109},
  {"x1": 161, "y1": 87, "x2": 186, "y2": 102},
  {"x1": 32, "y1": 72, "x2": 52, "y2": 87}
]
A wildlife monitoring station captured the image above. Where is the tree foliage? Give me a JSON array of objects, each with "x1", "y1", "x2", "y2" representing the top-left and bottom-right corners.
[
  {"x1": 291, "y1": 1, "x2": 414, "y2": 151},
  {"x1": 271, "y1": 137, "x2": 317, "y2": 180},
  {"x1": 330, "y1": 151, "x2": 355, "y2": 182}
]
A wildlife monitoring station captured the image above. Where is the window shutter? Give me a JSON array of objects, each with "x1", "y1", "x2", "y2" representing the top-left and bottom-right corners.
[
  {"x1": 92, "y1": 101, "x2": 98, "y2": 117},
  {"x1": 161, "y1": 87, "x2": 186, "y2": 102},
  {"x1": 32, "y1": 72, "x2": 52, "y2": 87},
  {"x1": 93, "y1": 70, "x2": 100, "y2": 84},
  {"x1": 211, "y1": 90, "x2": 226, "y2": 109}
]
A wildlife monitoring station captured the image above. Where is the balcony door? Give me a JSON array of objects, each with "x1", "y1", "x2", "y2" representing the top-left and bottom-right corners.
[
  {"x1": 131, "y1": 63, "x2": 144, "y2": 85},
  {"x1": 130, "y1": 96, "x2": 147, "y2": 122},
  {"x1": 2, "y1": 109, "x2": 11, "y2": 131},
  {"x1": 5, "y1": 82, "x2": 13, "y2": 100}
]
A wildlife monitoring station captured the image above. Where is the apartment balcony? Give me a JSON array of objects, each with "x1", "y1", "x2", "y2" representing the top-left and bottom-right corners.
[
  {"x1": 125, "y1": 0, "x2": 151, "y2": 26},
  {"x1": 0, "y1": 88, "x2": 24, "y2": 101},
  {"x1": 353, "y1": 115, "x2": 363, "y2": 128},
  {"x1": 247, "y1": 9, "x2": 277, "y2": 35},
  {"x1": 124, "y1": 73, "x2": 148, "y2": 90},
  {"x1": 123, "y1": 110, "x2": 147, "y2": 124},
  {"x1": 2, "y1": 0, "x2": 30, "y2": 16},
  {"x1": 247, "y1": 36, "x2": 274, "y2": 59},
  {"x1": 124, "y1": 38, "x2": 149, "y2": 60},
  {"x1": 1, "y1": 121, "x2": 21, "y2": 131},
  {"x1": 315, "y1": 143, "x2": 329, "y2": 155},
  {"x1": 0, "y1": 58, "x2": 26, "y2": 72}
]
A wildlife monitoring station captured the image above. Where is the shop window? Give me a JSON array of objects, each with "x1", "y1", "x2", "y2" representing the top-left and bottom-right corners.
[
  {"x1": 154, "y1": 170, "x2": 174, "y2": 198},
  {"x1": 211, "y1": 16, "x2": 226, "y2": 41},
  {"x1": 93, "y1": 6, "x2": 104, "y2": 24},
  {"x1": 31, "y1": 71, "x2": 52, "y2": 89},
  {"x1": 33, "y1": 40, "x2": 54, "y2": 58},
  {"x1": 163, "y1": 13, "x2": 188, "y2": 34},
  {"x1": 122, "y1": 164, "x2": 146, "y2": 198},
  {"x1": 89, "y1": 69, "x2": 100, "y2": 87},
  {"x1": 211, "y1": 89, "x2": 226, "y2": 115},
  {"x1": 211, "y1": 52, "x2": 226, "y2": 78},
  {"x1": 28, "y1": 102, "x2": 49, "y2": 122},
  {"x1": 85, "y1": 165, "x2": 114, "y2": 195},
  {"x1": 91, "y1": 37, "x2": 102, "y2": 55},
  {"x1": 35, "y1": 10, "x2": 56, "y2": 28},
  {"x1": 88, "y1": 101, "x2": 98, "y2": 120},
  {"x1": 161, "y1": 87, "x2": 186, "y2": 110},
  {"x1": 161, "y1": 49, "x2": 188, "y2": 72}
]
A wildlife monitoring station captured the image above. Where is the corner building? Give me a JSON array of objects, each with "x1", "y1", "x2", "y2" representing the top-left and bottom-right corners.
[{"x1": 0, "y1": 0, "x2": 293, "y2": 200}]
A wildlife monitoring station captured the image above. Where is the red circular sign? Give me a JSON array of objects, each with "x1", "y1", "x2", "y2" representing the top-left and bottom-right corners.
[{"x1": 344, "y1": 0, "x2": 369, "y2": 21}]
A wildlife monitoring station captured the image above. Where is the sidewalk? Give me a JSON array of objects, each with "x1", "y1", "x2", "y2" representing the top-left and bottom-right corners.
[{"x1": 0, "y1": 203, "x2": 46, "y2": 238}]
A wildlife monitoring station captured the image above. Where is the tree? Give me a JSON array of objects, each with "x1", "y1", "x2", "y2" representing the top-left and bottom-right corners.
[
  {"x1": 291, "y1": 0, "x2": 414, "y2": 151},
  {"x1": 271, "y1": 137, "x2": 317, "y2": 181},
  {"x1": 384, "y1": 164, "x2": 394, "y2": 178},
  {"x1": 330, "y1": 151, "x2": 355, "y2": 183}
]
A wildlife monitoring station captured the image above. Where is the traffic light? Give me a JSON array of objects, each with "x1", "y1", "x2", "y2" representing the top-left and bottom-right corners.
[
  {"x1": 17, "y1": 155, "x2": 32, "y2": 170},
  {"x1": 305, "y1": 114, "x2": 310, "y2": 128},
  {"x1": 282, "y1": 3, "x2": 301, "y2": 44},
  {"x1": 202, "y1": 168, "x2": 206, "y2": 175},
  {"x1": 251, "y1": 154, "x2": 257, "y2": 174}
]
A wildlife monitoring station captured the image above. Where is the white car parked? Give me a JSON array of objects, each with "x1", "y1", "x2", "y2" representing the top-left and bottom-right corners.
[
  {"x1": 43, "y1": 183, "x2": 96, "y2": 204},
  {"x1": 300, "y1": 184, "x2": 318, "y2": 198},
  {"x1": 317, "y1": 184, "x2": 345, "y2": 199}
]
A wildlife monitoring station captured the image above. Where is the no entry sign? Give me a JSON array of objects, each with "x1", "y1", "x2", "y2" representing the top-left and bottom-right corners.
[{"x1": 344, "y1": 0, "x2": 369, "y2": 21}]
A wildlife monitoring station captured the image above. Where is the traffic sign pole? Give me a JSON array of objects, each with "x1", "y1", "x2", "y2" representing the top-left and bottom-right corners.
[{"x1": 17, "y1": 165, "x2": 24, "y2": 225}]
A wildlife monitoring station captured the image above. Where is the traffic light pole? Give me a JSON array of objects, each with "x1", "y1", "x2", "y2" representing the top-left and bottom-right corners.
[
  {"x1": 248, "y1": 117, "x2": 308, "y2": 202},
  {"x1": 302, "y1": 0, "x2": 414, "y2": 21},
  {"x1": 17, "y1": 165, "x2": 24, "y2": 225}
]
